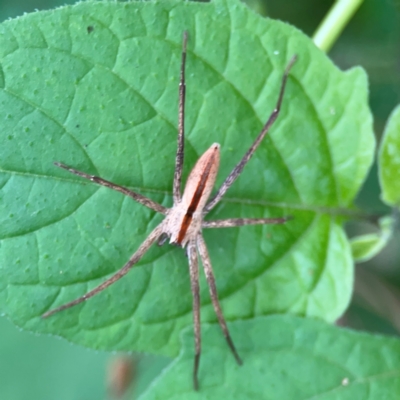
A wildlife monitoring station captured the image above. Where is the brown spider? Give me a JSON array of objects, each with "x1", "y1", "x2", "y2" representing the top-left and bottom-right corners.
[{"x1": 42, "y1": 32, "x2": 297, "y2": 390}]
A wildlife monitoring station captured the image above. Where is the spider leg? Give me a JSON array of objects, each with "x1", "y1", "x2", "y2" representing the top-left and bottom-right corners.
[
  {"x1": 202, "y1": 216, "x2": 291, "y2": 228},
  {"x1": 196, "y1": 233, "x2": 242, "y2": 366},
  {"x1": 173, "y1": 31, "x2": 188, "y2": 205},
  {"x1": 187, "y1": 239, "x2": 201, "y2": 391},
  {"x1": 54, "y1": 162, "x2": 167, "y2": 214},
  {"x1": 42, "y1": 223, "x2": 164, "y2": 318},
  {"x1": 205, "y1": 55, "x2": 297, "y2": 213}
]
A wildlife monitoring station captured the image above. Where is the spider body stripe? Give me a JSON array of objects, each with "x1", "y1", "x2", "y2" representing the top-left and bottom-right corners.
[{"x1": 176, "y1": 144, "x2": 220, "y2": 245}]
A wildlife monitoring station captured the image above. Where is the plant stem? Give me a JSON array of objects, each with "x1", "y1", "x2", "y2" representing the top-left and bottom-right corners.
[{"x1": 313, "y1": 0, "x2": 365, "y2": 52}]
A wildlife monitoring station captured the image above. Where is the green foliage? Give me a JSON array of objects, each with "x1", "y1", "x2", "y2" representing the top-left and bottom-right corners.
[
  {"x1": 379, "y1": 105, "x2": 400, "y2": 206},
  {"x1": 350, "y1": 216, "x2": 394, "y2": 262},
  {"x1": 0, "y1": 0, "x2": 387, "y2": 396},
  {"x1": 143, "y1": 315, "x2": 400, "y2": 399}
]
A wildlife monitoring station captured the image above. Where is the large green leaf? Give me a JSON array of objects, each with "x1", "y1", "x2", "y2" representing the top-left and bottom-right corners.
[
  {"x1": 141, "y1": 315, "x2": 400, "y2": 398},
  {"x1": 379, "y1": 104, "x2": 400, "y2": 206},
  {"x1": 0, "y1": 0, "x2": 374, "y2": 357}
]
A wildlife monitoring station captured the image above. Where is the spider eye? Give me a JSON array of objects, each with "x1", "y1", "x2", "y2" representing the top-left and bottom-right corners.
[{"x1": 157, "y1": 233, "x2": 168, "y2": 247}]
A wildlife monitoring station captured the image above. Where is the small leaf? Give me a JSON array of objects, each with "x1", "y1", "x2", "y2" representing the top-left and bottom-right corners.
[
  {"x1": 142, "y1": 316, "x2": 400, "y2": 399},
  {"x1": 350, "y1": 216, "x2": 394, "y2": 262},
  {"x1": 379, "y1": 104, "x2": 400, "y2": 206},
  {"x1": 0, "y1": 0, "x2": 374, "y2": 357}
]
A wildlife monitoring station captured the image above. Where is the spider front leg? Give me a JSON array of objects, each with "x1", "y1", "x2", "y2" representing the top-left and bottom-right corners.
[
  {"x1": 54, "y1": 162, "x2": 167, "y2": 214},
  {"x1": 205, "y1": 55, "x2": 297, "y2": 213},
  {"x1": 42, "y1": 223, "x2": 164, "y2": 318},
  {"x1": 172, "y1": 31, "x2": 188, "y2": 204}
]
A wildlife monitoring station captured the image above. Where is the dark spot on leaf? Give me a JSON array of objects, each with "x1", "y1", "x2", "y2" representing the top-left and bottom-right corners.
[
  {"x1": 76, "y1": 124, "x2": 80, "y2": 128},
  {"x1": 87, "y1": 25, "x2": 94, "y2": 34}
]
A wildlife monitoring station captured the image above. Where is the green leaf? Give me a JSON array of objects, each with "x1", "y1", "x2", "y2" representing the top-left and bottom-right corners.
[
  {"x1": 141, "y1": 316, "x2": 400, "y2": 399},
  {"x1": 379, "y1": 104, "x2": 400, "y2": 206},
  {"x1": 0, "y1": 0, "x2": 374, "y2": 357},
  {"x1": 350, "y1": 216, "x2": 394, "y2": 262}
]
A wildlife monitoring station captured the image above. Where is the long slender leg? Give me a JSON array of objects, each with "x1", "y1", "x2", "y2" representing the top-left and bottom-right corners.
[
  {"x1": 42, "y1": 223, "x2": 164, "y2": 318},
  {"x1": 187, "y1": 239, "x2": 201, "y2": 391},
  {"x1": 173, "y1": 31, "x2": 188, "y2": 205},
  {"x1": 202, "y1": 216, "x2": 291, "y2": 228},
  {"x1": 205, "y1": 55, "x2": 297, "y2": 213},
  {"x1": 196, "y1": 234, "x2": 242, "y2": 366},
  {"x1": 54, "y1": 162, "x2": 167, "y2": 215}
]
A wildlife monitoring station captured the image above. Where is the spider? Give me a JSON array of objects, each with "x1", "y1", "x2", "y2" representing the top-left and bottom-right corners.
[{"x1": 42, "y1": 32, "x2": 297, "y2": 390}]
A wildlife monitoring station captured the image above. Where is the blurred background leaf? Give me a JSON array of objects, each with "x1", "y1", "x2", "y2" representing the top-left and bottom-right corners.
[
  {"x1": 379, "y1": 105, "x2": 400, "y2": 206},
  {"x1": 0, "y1": 315, "x2": 109, "y2": 399},
  {"x1": 350, "y1": 215, "x2": 394, "y2": 262}
]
